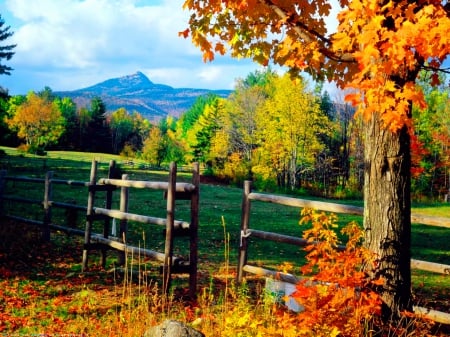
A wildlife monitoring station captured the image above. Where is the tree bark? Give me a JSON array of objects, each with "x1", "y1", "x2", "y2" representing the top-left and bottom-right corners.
[{"x1": 364, "y1": 112, "x2": 412, "y2": 318}]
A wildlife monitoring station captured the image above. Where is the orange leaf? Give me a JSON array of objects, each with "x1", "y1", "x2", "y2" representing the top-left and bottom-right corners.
[{"x1": 178, "y1": 28, "x2": 190, "y2": 39}]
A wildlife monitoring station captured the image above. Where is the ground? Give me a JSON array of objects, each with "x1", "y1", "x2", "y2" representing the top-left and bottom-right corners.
[{"x1": 0, "y1": 219, "x2": 449, "y2": 335}]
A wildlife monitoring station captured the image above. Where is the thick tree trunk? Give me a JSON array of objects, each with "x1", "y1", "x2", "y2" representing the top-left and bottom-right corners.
[{"x1": 364, "y1": 112, "x2": 412, "y2": 319}]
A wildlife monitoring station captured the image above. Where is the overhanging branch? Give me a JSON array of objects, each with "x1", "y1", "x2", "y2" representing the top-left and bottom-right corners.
[
  {"x1": 421, "y1": 65, "x2": 450, "y2": 75},
  {"x1": 259, "y1": 0, "x2": 356, "y2": 63}
]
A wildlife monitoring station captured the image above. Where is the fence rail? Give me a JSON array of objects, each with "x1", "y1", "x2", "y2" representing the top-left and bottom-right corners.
[
  {"x1": 1, "y1": 168, "x2": 449, "y2": 322},
  {"x1": 238, "y1": 180, "x2": 450, "y2": 324},
  {"x1": 0, "y1": 160, "x2": 200, "y2": 296}
]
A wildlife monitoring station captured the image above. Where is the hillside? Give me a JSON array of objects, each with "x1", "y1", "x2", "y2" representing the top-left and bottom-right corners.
[{"x1": 55, "y1": 71, "x2": 233, "y2": 122}]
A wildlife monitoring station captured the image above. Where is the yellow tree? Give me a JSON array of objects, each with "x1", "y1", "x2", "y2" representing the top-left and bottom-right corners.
[
  {"x1": 142, "y1": 126, "x2": 166, "y2": 167},
  {"x1": 6, "y1": 92, "x2": 65, "y2": 152},
  {"x1": 181, "y1": 0, "x2": 450, "y2": 317},
  {"x1": 255, "y1": 74, "x2": 328, "y2": 190}
]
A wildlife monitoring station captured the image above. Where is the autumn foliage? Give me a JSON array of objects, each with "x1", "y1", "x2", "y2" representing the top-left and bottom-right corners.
[
  {"x1": 182, "y1": 0, "x2": 449, "y2": 132},
  {"x1": 291, "y1": 209, "x2": 383, "y2": 336},
  {"x1": 5, "y1": 92, "x2": 65, "y2": 152},
  {"x1": 182, "y1": 0, "x2": 450, "y2": 317}
]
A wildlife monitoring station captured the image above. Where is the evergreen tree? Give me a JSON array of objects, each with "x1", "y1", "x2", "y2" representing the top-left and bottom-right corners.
[
  {"x1": 85, "y1": 97, "x2": 111, "y2": 153},
  {"x1": 0, "y1": 14, "x2": 16, "y2": 76}
]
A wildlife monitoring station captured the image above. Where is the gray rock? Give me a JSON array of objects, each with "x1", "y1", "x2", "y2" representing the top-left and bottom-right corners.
[{"x1": 144, "y1": 320, "x2": 205, "y2": 337}]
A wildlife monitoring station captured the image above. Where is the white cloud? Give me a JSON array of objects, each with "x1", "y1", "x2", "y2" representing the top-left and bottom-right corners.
[
  {"x1": 0, "y1": 0, "x2": 344, "y2": 96},
  {"x1": 1, "y1": 0, "x2": 260, "y2": 94}
]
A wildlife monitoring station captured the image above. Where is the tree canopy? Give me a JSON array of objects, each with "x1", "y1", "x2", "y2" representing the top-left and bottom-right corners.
[
  {"x1": 182, "y1": 0, "x2": 449, "y2": 130},
  {"x1": 5, "y1": 92, "x2": 65, "y2": 152},
  {"x1": 181, "y1": 0, "x2": 450, "y2": 319}
]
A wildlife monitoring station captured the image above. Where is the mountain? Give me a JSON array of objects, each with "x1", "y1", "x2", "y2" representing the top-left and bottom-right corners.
[{"x1": 55, "y1": 71, "x2": 233, "y2": 122}]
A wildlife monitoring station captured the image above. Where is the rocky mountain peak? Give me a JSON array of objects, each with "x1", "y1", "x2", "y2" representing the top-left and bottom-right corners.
[{"x1": 55, "y1": 71, "x2": 233, "y2": 122}]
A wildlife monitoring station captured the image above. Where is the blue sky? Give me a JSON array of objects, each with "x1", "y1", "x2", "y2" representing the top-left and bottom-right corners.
[
  {"x1": 0, "y1": 0, "x2": 263, "y2": 95},
  {"x1": 1, "y1": 0, "x2": 447, "y2": 97}
]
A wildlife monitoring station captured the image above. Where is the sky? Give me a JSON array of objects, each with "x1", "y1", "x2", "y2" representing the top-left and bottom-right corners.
[
  {"x1": 0, "y1": 0, "x2": 268, "y2": 95},
  {"x1": 2, "y1": 0, "x2": 446, "y2": 97}
]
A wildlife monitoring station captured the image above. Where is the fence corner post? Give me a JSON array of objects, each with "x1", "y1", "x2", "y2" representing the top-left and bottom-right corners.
[
  {"x1": 189, "y1": 162, "x2": 200, "y2": 298},
  {"x1": 237, "y1": 180, "x2": 252, "y2": 284},
  {"x1": 82, "y1": 160, "x2": 98, "y2": 272},
  {"x1": 163, "y1": 161, "x2": 176, "y2": 294},
  {"x1": 42, "y1": 170, "x2": 53, "y2": 242},
  {"x1": 118, "y1": 173, "x2": 129, "y2": 266}
]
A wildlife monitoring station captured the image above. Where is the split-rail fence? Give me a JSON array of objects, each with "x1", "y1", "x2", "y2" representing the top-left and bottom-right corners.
[
  {"x1": 0, "y1": 160, "x2": 200, "y2": 296},
  {"x1": 237, "y1": 180, "x2": 450, "y2": 324},
  {"x1": 1, "y1": 167, "x2": 449, "y2": 323}
]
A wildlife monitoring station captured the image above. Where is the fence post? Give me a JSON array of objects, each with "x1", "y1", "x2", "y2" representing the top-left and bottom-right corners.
[
  {"x1": 82, "y1": 160, "x2": 98, "y2": 272},
  {"x1": 118, "y1": 173, "x2": 129, "y2": 266},
  {"x1": 0, "y1": 170, "x2": 6, "y2": 217},
  {"x1": 42, "y1": 171, "x2": 53, "y2": 242},
  {"x1": 237, "y1": 180, "x2": 252, "y2": 283},
  {"x1": 163, "y1": 162, "x2": 176, "y2": 294},
  {"x1": 189, "y1": 162, "x2": 200, "y2": 298},
  {"x1": 101, "y1": 160, "x2": 115, "y2": 268}
]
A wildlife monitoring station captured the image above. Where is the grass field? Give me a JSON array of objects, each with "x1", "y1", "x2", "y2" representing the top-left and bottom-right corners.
[{"x1": 1, "y1": 146, "x2": 449, "y2": 335}]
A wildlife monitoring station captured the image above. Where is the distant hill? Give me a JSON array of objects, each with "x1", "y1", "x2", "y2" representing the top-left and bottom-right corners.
[{"x1": 55, "y1": 71, "x2": 233, "y2": 122}]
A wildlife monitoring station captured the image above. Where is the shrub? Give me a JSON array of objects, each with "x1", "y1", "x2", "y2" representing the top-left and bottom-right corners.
[{"x1": 291, "y1": 208, "x2": 383, "y2": 336}]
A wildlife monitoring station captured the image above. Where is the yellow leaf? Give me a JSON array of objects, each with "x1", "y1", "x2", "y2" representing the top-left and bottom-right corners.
[{"x1": 330, "y1": 326, "x2": 341, "y2": 337}]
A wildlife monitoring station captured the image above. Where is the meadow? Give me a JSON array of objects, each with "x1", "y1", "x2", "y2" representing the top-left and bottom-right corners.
[{"x1": 0, "y1": 146, "x2": 449, "y2": 335}]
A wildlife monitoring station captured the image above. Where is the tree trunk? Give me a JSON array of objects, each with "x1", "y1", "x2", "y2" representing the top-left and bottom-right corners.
[{"x1": 364, "y1": 112, "x2": 412, "y2": 319}]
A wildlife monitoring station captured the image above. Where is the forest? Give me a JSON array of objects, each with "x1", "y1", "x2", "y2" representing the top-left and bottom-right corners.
[{"x1": 1, "y1": 69, "x2": 448, "y2": 200}]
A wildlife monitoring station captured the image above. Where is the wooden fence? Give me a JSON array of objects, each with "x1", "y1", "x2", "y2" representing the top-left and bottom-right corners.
[
  {"x1": 0, "y1": 160, "x2": 200, "y2": 296},
  {"x1": 1, "y1": 166, "x2": 449, "y2": 322},
  {"x1": 237, "y1": 180, "x2": 450, "y2": 323}
]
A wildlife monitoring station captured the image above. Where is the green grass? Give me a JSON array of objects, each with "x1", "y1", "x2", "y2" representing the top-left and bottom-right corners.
[
  {"x1": 412, "y1": 202, "x2": 450, "y2": 217},
  {"x1": 1, "y1": 145, "x2": 449, "y2": 288}
]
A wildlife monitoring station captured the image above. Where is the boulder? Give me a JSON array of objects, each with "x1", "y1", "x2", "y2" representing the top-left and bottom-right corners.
[{"x1": 144, "y1": 320, "x2": 205, "y2": 337}]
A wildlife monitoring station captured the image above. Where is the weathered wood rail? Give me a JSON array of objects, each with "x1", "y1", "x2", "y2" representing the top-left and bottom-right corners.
[
  {"x1": 237, "y1": 180, "x2": 450, "y2": 324},
  {"x1": 82, "y1": 160, "x2": 199, "y2": 295},
  {"x1": 0, "y1": 160, "x2": 200, "y2": 296},
  {"x1": 1, "y1": 168, "x2": 449, "y2": 322}
]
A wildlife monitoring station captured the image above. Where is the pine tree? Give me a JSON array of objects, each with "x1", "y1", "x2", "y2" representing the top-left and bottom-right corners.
[{"x1": 0, "y1": 14, "x2": 16, "y2": 76}]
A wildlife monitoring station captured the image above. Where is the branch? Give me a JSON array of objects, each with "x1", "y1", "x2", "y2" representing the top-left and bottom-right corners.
[
  {"x1": 259, "y1": 0, "x2": 355, "y2": 63},
  {"x1": 421, "y1": 64, "x2": 450, "y2": 75}
]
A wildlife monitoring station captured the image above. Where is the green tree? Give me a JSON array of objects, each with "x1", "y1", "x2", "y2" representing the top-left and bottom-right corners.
[
  {"x1": 0, "y1": 14, "x2": 16, "y2": 76},
  {"x1": 0, "y1": 88, "x2": 19, "y2": 146},
  {"x1": 176, "y1": 94, "x2": 219, "y2": 139},
  {"x1": 83, "y1": 97, "x2": 111, "y2": 153},
  {"x1": 188, "y1": 97, "x2": 225, "y2": 167},
  {"x1": 239, "y1": 67, "x2": 276, "y2": 89},
  {"x1": 109, "y1": 108, "x2": 134, "y2": 154},
  {"x1": 161, "y1": 116, "x2": 186, "y2": 164},
  {"x1": 5, "y1": 92, "x2": 65, "y2": 152},
  {"x1": 412, "y1": 75, "x2": 450, "y2": 198},
  {"x1": 77, "y1": 106, "x2": 91, "y2": 150},
  {"x1": 38, "y1": 86, "x2": 56, "y2": 101},
  {"x1": 53, "y1": 96, "x2": 77, "y2": 149},
  {"x1": 316, "y1": 94, "x2": 355, "y2": 195}
]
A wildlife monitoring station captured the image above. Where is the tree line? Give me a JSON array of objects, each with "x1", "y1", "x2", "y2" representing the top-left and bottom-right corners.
[{"x1": 1, "y1": 69, "x2": 448, "y2": 200}]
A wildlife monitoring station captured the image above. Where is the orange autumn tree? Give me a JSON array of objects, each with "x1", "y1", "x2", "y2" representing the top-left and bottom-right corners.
[
  {"x1": 6, "y1": 92, "x2": 65, "y2": 152},
  {"x1": 181, "y1": 0, "x2": 450, "y2": 318}
]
